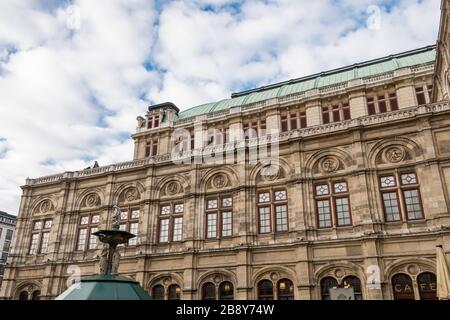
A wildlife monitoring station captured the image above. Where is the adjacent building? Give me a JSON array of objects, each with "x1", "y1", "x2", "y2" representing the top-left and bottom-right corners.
[
  {"x1": 0, "y1": 211, "x2": 17, "y2": 289},
  {"x1": 2, "y1": 0, "x2": 450, "y2": 301}
]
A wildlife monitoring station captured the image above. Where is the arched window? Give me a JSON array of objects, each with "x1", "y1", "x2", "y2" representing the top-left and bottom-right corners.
[
  {"x1": 219, "y1": 282, "x2": 234, "y2": 300},
  {"x1": 202, "y1": 282, "x2": 216, "y2": 300},
  {"x1": 31, "y1": 290, "x2": 41, "y2": 300},
  {"x1": 18, "y1": 291, "x2": 29, "y2": 300},
  {"x1": 417, "y1": 272, "x2": 437, "y2": 300},
  {"x1": 151, "y1": 285, "x2": 165, "y2": 300},
  {"x1": 342, "y1": 276, "x2": 362, "y2": 300},
  {"x1": 320, "y1": 277, "x2": 338, "y2": 300},
  {"x1": 168, "y1": 284, "x2": 181, "y2": 300},
  {"x1": 392, "y1": 273, "x2": 415, "y2": 300},
  {"x1": 257, "y1": 280, "x2": 274, "y2": 300},
  {"x1": 277, "y1": 279, "x2": 294, "y2": 300}
]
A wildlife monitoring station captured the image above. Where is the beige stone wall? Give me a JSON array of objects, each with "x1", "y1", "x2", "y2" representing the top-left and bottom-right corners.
[{"x1": 2, "y1": 102, "x2": 450, "y2": 300}]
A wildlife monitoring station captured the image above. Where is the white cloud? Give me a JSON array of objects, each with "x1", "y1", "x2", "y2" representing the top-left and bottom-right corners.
[{"x1": 0, "y1": 0, "x2": 442, "y2": 214}]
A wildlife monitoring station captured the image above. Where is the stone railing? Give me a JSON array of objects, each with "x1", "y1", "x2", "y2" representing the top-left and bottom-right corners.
[{"x1": 26, "y1": 100, "x2": 450, "y2": 186}]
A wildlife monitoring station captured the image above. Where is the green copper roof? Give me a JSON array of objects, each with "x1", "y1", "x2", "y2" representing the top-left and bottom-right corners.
[
  {"x1": 176, "y1": 45, "x2": 436, "y2": 120},
  {"x1": 55, "y1": 275, "x2": 151, "y2": 300}
]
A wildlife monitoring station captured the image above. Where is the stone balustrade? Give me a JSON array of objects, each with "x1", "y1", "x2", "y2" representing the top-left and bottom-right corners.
[{"x1": 26, "y1": 99, "x2": 450, "y2": 186}]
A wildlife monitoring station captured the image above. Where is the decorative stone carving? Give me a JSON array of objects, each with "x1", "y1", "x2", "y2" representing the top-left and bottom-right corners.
[
  {"x1": 85, "y1": 193, "x2": 99, "y2": 207},
  {"x1": 212, "y1": 174, "x2": 228, "y2": 189},
  {"x1": 321, "y1": 157, "x2": 339, "y2": 173},
  {"x1": 124, "y1": 187, "x2": 138, "y2": 202},
  {"x1": 407, "y1": 264, "x2": 419, "y2": 275},
  {"x1": 136, "y1": 116, "x2": 146, "y2": 128},
  {"x1": 260, "y1": 165, "x2": 280, "y2": 181},
  {"x1": 166, "y1": 181, "x2": 180, "y2": 195},
  {"x1": 385, "y1": 146, "x2": 405, "y2": 163},
  {"x1": 39, "y1": 200, "x2": 52, "y2": 213}
]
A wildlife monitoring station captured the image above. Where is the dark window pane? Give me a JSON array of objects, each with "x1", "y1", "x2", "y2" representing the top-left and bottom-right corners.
[
  {"x1": 277, "y1": 279, "x2": 294, "y2": 300},
  {"x1": 168, "y1": 284, "x2": 181, "y2": 300},
  {"x1": 257, "y1": 280, "x2": 274, "y2": 300},
  {"x1": 320, "y1": 277, "x2": 338, "y2": 300},
  {"x1": 219, "y1": 282, "x2": 234, "y2": 300},
  {"x1": 152, "y1": 285, "x2": 165, "y2": 300},
  {"x1": 202, "y1": 282, "x2": 216, "y2": 300},
  {"x1": 392, "y1": 274, "x2": 414, "y2": 300},
  {"x1": 342, "y1": 276, "x2": 363, "y2": 300},
  {"x1": 418, "y1": 272, "x2": 437, "y2": 300}
]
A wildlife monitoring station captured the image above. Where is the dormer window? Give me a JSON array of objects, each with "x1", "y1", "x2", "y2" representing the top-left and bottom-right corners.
[{"x1": 147, "y1": 114, "x2": 160, "y2": 129}]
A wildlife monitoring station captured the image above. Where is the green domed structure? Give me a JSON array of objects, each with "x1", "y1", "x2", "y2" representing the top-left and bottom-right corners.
[{"x1": 55, "y1": 275, "x2": 150, "y2": 300}]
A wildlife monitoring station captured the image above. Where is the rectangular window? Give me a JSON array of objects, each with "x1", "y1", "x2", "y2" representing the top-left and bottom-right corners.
[
  {"x1": 335, "y1": 197, "x2": 351, "y2": 226},
  {"x1": 206, "y1": 213, "x2": 217, "y2": 238},
  {"x1": 416, "y1": 86, "x2": 426, "y2": 105},
  {"x1": 154, "y1": 115, "x2": 160, "y2": 128},
  {"x1": 129, "y1": 223, "x2": 139, "y2": 245},
  {"x1": 29, "y1": 219, "x2": 52, "y2": 254},
  {"x1": 77, "y1": 229, "x2": 87, "y2": 251},
  {"x1": 315, "y1": 181, "x2": 351, "y2": 228},
  {"x1": 5, "y1": 229, "x2": 13, "y2": 240},
  {"x1": 259, "y1": 207, "x2": 271, "y2": 233},
  {"x1": 147, "y1": 116, "x2": 153, "y2": 129},
  {"x1": 382, "y1": 192, "x2": 401, "y2": 221},
  {"x1": 403, "y1": 189, "x2": 423, "y2": 220},
  {"x1": 389, "y1": 93, "x2": 399, "y2": 111},
  {"x1": 159, "y1": 219, "x2": 169, "y2": 243},
  {"x1": 300, "y1": 112, "x2": 307, "y2": 128},
  {"x1": 173, "y1": 217, "x2": 183, "y2": 241},
  {"x1": 380, "y1": 173, "x2": 423, "y2": 222},
  {"x1": 322, "y1": 107, "x2": 330, "y2": 124},
  {"x1": 260, "y1": 119, "x2": 267, "y2": 136},
  {"x1": 342, "y1": 103, "x2": 351, "y2": 120},
  {"x1": 89, "y1": 227, "x2": 98, "y2": 249},
  {"x1": 2, "y1": 240, "x2": 10, "y2": 252},
  {"x1": 317, "y1": 200, "x2": 332, "y2": 228},
  {"x1": 40, "y1": 232, "x2": 50, "y2": 254},
  {"x1": 378, "y1": 95, "x2": 387, "y2": 113},
  {"x1": 290, "y1": 113, "x2": 298, "y2": 130},
  {"x1": 332, "y1": 105, "x2": 340, "y2": 122},
  {"x1": 281, "y1": 115, "x2": 288, "y2": 132},
  {"x1": 117, "y1": 208, "x2": 139, "y2": 245},
  {"x1": 275, "y1": 205, "x2": 288, "y2": 232},
  {"x1": 257, "y1": 189, "x2": 289, "y2": 234},
  {"x1": 221, "y1": 212, "x2": 232, "y2": 237},
  {"x1": 367, "y1": 97, "x2": 376, "y2": 115},
  {"x1": 205, "y1": 196, "x2": 232, "y2": 239}
]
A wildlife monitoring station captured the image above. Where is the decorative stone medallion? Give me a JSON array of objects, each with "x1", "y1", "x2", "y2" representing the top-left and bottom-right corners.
[
  {"x1": 124, "y1": 188, "x2": 138, "y2": 202},
  {"x1": 261, "y1": 165, "x2": 280, "y2": 181},
  {"x1": 40, "y1": 200, "x2": 51, "y2": 213},
  {"x1": 166, "y1": 181, "x2": 180, "y2": 195},
  {"x1": 385, "y1": 147, "x2": 405, "y2": 163},
  {"x1": 321, "y1": 157, "x2": 339, "y2": 173},
  {"x1": 86, "y1": 193, "x2": 98, "y2": 207},
  {"x1": 212, "y1": 174, "x2": 227, "y2": 189}
]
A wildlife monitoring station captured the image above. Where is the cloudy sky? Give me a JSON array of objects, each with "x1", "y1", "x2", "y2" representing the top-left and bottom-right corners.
[{"x1": 0, "y1": 0, "x2": 441, "y2": 214}]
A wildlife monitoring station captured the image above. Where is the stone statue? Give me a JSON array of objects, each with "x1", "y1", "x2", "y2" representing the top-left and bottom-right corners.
[
  {"x1": 136, "y1": 116, "x2": 146, "y2": 128},
  {"x1": 111, "y1": 205, "x2": 121, "y2": 230}
]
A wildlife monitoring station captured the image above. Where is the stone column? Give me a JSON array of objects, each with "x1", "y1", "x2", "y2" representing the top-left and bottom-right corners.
[
  {"x1": 396, "y1": 80, "x2": 416, "y2": 109},
  {"x1": 349, "y1": 91, "x2": 367, "y2": 118},
  {"x1": 305, "y1": 100, "x2": 321, "y2": 126},
  {"x1": 266, "y1": 108, "x2": 280, "y2": 134}
]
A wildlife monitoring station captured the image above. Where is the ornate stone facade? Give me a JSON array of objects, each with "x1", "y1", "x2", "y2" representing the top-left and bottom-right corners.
[{"x1": 2, "y1": 1, "x2": 450, "y2": 301}]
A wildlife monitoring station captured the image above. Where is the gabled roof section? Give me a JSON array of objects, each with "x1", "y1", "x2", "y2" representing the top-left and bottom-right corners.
[{"x1": 177, "y1": 45, "x2": 436, "y2": 120}]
